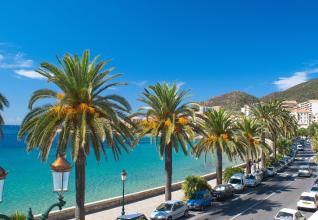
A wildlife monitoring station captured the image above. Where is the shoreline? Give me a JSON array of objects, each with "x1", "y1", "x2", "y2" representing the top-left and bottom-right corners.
[{"x1": 42, "y1": 163, "x2": 246, "y2": 220}]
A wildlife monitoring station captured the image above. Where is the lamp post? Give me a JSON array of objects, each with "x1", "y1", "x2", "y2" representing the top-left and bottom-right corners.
[
  {"x1": 121, "y1": 169, "x2": 127, "y2": 216},
  {"x1": 0, "y1": 166, "x2": 10, "y2": 220},
  {"x1": 27, "y1": 156, "x2": 71, "y2": 220}
]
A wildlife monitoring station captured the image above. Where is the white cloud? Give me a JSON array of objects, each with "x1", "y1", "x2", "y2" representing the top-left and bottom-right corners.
[
  {"x1": 273, "y1": 68, "x2": 318, "y2": 91},
  {"x1": 177, "y1": 81, "x2": 186, "y2": 88},
  {"x1": 132, "y1": 80, "x2": 148, "y2": 87},
  {"x1": 0, "y1": 52, "x2": 33, "y2": 69},
  {"x1": 14, "y1": 69, "x2": 45, "y2": 80}
]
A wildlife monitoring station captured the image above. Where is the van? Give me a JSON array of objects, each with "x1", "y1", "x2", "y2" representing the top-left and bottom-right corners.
[{"x1": 228, "y1": 173, "x2": 246, "y2": 192}]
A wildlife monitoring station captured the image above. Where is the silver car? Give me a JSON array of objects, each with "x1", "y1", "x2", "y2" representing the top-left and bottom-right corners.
[
  {"x1": 150, "y1": 200, "x2": 189, "y2": 220},
  {"x1": 298, "y1": 165, "x2": 312, "y2": 177},
  {"x1": 245, "y1": 174, "x2": 261, "y2": 187}
]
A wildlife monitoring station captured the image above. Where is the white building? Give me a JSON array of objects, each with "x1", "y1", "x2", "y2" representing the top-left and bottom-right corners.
[
  {"x1": 290, "y1": 109, "x2": 311, "y2": 128},
  {"x1": 241, "y1": 105, "x2": 251, "y2": 117},
  {"x1": 299, "y1": 100, "x2": 318, "y2": 115},
  {"x1": 198, "y1": 105, "x2": 221, "y2": 114}
]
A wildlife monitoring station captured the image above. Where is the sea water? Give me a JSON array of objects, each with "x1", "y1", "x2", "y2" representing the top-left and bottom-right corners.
[{"x1": 0, "y1": 125, "x2": 237, "y2": 214}]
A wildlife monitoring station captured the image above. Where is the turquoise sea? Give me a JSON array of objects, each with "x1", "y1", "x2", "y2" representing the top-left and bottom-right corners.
[{"x1": 0, "y1": 125, "x2": 238, "y2": 214}]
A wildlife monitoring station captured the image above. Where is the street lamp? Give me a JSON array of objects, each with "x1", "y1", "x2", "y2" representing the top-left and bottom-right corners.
[
  {"x1": 0, "y1": 166, "x2": 10, "y2": 220},
  {"x1": 27, "y1": 156, "x2": 71, "y2": 220},
  {"x1": 121, "y1": 169, "x2": 127, "y2": 216}
]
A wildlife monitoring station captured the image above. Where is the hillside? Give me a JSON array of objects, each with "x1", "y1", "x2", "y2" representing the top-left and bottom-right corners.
[
  {"x1": 262, "y1": 78, "x2": 318, "y2": 102},
  {"x1": 201, "y1": 91, "x2": 259, "y2": 111}
]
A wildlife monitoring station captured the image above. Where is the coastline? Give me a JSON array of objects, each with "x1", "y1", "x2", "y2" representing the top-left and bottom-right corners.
[{"x1": 43, "y1": 163, "x2": 246, "y2": 220}]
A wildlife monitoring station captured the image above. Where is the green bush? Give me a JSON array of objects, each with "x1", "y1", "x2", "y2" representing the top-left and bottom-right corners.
[
  {"x1": 265, "y1": 156, "x2": 275, "y2": 167},
  {"x1": 223, "y1": 166, "x2": 244, "y2": 183},
  {"x1": 182, "y1": 175, "x2": 211, "y2": 200},
  {"x1": 10, "y1": 211, "x2": 26, "y2": 220}
]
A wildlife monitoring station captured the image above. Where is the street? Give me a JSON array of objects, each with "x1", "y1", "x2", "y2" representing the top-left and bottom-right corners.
[{"x1": 186, "y1": 145, "x2": 317, "y2": 220}]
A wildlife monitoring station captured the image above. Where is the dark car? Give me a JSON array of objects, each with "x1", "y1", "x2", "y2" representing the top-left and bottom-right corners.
[
  {"x1": 187, "y1": 190, "x2": 214, "y2": 210},
  {"x1": 116, "y1": 213, "x2": 148, "y2": 220},
  {"x1": 212, "y1": 184, "x2": 235, "y2": 201}
]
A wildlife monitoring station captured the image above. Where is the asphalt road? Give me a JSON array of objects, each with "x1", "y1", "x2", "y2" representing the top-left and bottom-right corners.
[{"x1": 186, "y1": 144, "x2": 317, "y2": 220}]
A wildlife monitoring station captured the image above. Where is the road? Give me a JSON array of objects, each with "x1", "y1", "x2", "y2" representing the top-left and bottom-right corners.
[{"x1": 186, "y1": 144, "x2": 317, "y2": 220}]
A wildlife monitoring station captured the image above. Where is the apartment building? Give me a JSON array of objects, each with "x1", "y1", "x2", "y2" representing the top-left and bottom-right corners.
[
  {"x1": 290, "y1": 108, "x2": 311, "y2": 128},
  {"x1": 282, "y1": 100, "x2": 298, "y2": 111}
]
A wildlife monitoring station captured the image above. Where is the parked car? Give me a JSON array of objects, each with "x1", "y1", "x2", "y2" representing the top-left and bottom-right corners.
[
  {"x1": 228, "y1": 173, "x2": 246, "y2": 193},
  {"x1": 275, "y1": 208, "x2": 306, "y2": 220},
  {"x1": 260, "y1": 168, "x2": 269, "y2": 179},
  {"x1": 116, "y1": 213, "x2": 148, "y2": 220},
  {"x1": 253, "y1": 171, "x2": 264, "y2": 181},
  {"x1": 245, "y1": 174, "x2": 261, "y2": 187},
  {"x1": 297, "y1": 144, "x2": 304, "y2": 151},
  {"x1": 150, "y1": 200, "x2": 189, "y2": 220},
  {"x1": 279, "y1": 160, "x2": 288, "y2": 168},
  {"x1": 266, "y1": 167, "x2": 277, "y2": 177},
  {"x1": 273, "y1": 163, "x2": 284, "y2": 173},
  {"x1": 187, "y1": 190, "x2": 213, "y2": 210},
  {"x1": 298, "y1": 165, "x2": 312, "y2": 177},
  {"x1": 310, "y1": 185, "x2": 318, "y2": 196},
  {"x1": 212, "y1": 184, "x2": 235, "y2": 201},
  {"x1": 297, "y1": 192, "x2": 318, "y2": 211}
]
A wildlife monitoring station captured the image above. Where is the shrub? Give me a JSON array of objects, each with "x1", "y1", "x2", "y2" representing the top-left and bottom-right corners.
[
  {"x1": 10, "y1": 211, "x2": 26, "y2": 220},
  {"x1": 223, "y1": 166, "x2": 244, "y2": 183},
  {"x1": 265, "y1": 156, "x2": 275, "y2": 167},
  {"x1": 182, "y1": 175, "x2": 211, "y2": 200}
]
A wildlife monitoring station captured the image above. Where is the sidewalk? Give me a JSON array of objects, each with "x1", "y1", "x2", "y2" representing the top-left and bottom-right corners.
[{"x1": 82, "y1": 179, "x2": 217, "y2": 220}]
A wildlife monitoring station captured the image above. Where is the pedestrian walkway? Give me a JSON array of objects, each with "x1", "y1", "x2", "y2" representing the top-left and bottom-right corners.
[{"x1": 81, "y1": 179, "x2": 217, "y2": 220}]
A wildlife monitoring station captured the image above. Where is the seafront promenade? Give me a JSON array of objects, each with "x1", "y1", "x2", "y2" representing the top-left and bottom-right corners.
[{"x1": 73, "y1": 180, "x2": 217, "y2": 220}]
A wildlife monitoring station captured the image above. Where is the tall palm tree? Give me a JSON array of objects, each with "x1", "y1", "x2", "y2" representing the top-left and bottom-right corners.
[
  {"x1": 137, "y1": 82, "x2": 198, "y2": 201},
  {"x1": 18, "y1": 50, "x2": 134, "y2": 220},
  {"x1": 195, "y1": 109, "x2": 243, "y2": 185},
  {"x1": 251, "y1": 102, "x2": 278, "y2": 166},
  {"x1": 0, "y1": 92, "x2": 9, "y2": 138},
  {"x1": 236, "y1": 117, "x2": 268, "y2": 174}
]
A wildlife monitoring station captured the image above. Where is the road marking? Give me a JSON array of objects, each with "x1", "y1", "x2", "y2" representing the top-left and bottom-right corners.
[{"x1": 228, "y1": 181, "x2": 294, "y2": 220}]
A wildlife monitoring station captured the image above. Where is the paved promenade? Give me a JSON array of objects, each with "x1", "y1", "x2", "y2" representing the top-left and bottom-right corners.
[{"x1": 81, "y1": 179, "x2": 217, "y2": 220}]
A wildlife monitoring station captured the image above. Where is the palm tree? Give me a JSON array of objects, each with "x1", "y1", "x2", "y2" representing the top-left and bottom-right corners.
[
  {"x1": 137, "y1": 82, "x2": 198, "y2": 201},
  {"x1": 195, "y1": 109, "x2": 243, "y2": 185},
  {"x1": 0, "y1": 92, "x2": 9, "y2": 138},
  {"x1": 18, "y1": 50, "x2": 134, "y2": 220},
  {"x1": 236, "y1": 117, "x2": 268, "y2": 174}
]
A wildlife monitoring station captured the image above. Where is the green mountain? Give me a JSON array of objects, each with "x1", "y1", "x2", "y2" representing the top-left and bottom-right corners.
[
  {"x1": 262, "y1": 78, "x2": 318, "y2": 102},
  {"x1": 201, "y1": 78, "x2": 318, "y2": 111},
  {"x1": 201, "y1": 91, "x2": 259, "y2": 111}
]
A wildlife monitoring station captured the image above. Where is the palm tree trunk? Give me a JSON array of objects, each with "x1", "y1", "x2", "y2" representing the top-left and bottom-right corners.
[
  {"x1": 273, "y1": 133, "x2": 277, "y2": 160},
  {"x1": 260, "y1": 132, "x2": 265, "y2": 168},
  {"x1": 216, "y1": 145, "x2": 222, "y2": 185},
  {"x1": 165, "y1": 144, "x2": 172, "y2": 201},
  {"x1": 75, "y1": 148, "x2": 86, "y2": 220},
  {"x1": 246, "y1": 159, "x2": 251, "y2": 174}
]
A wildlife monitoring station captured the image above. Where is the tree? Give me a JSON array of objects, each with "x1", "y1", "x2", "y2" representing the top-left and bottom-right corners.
[
  {"x1": 195, "y1": 109, "x2": 243, "y2": 185},
  {"x1": 18, "y1": 50, "x2": 134, "y2": 220},
  {"x1": 277, "y1": 136, "x2": 292, "y2": 156},
  {"x1": 137, "y1": 82, "x2": 198, "y2": 201},
  {"x1": 297, "y1": 128, "x2": 308, "y2": 137},
  {"x1": 308, "y1": 123, "x2": 318, "y2": 137},
  {"x1": 236, "y1": 117, "x2": 268, "y2": 174},
  {"x1": 0, "y1": 92, "x2": 9, "y2": 138}
]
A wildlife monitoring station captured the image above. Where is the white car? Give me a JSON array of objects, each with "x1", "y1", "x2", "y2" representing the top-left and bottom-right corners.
[
  {"x1": 267, "y1": 167, "x2": 277, "y2": 176},
  {"x1": 245, "y1": 174, "x2": 261, "y2": 187},
  {"x1": 298, "y1": 165, "x2": 312, "y2": 177},
  {"x1": 275, "y1": 208, "x2": 306, "y2": 220},
  {"x1": 228, "y1": 173, "x2": 246, "y2": 192},
  {"x1": 297, "y1": 145, "x2": 304, "y2": 151},
  {"x1": 297, "y1": 192, "x2": 318, "y2": 211},
  {"x1": 150, "y1": 200, "x2": 189, "y2": 220}
]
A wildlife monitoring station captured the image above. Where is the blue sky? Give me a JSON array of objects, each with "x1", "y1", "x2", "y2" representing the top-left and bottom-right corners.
[{"x1": 1, "y1": 0, "x2": 318, "y2": 124}]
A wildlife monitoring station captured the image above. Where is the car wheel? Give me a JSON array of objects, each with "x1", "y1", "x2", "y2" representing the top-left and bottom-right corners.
[
  {"x1": 184, "y1": 210, "x2": 189, "y2": 217},
  {"x1": 167, "y1": 217, "x2": 173, "y2": 220},
  {"x1": 200, "y1": 205, "x2": 205, "y2": 211}
]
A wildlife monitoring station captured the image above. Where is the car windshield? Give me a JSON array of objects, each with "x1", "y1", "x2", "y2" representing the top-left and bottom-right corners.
[
  {"x1": 229, "y1": 178, "x2": 241, "y2": 184},
  {"x1": 276, "y1": 211, "x2": 293, "y2": 219},
  {"x1": 311, "y1": 187, "x2": 318, "y2": 192},
  {"x1": 246, "y1": 175, "x2": 255, "y2": 180},
  {"x1": 214, "y1": 186, "x2": 225, "y2": 191},
  {"x1": 300, "y1": 196, "x2": 315, "y2": 202},
  {"x1": 268, "y1": 167, "x2": 273, "y2": 171},
  {"x1": 191, "y1": 194, "x2": 204, "y2": 199},
  {"x1": 156, "y1": 203, "x2": 173, "y2": 211}
]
